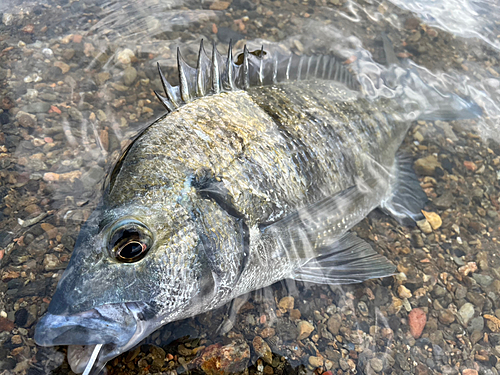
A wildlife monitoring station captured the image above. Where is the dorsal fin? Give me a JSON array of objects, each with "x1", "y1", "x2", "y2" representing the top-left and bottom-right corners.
[{"x1": 155, "y1": 40, "x2": 359, "y2": 113}]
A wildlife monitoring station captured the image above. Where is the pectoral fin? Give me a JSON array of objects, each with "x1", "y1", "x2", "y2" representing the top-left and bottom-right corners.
[
  {"x1": 380, "y1": 154, "x2": 428, "y2": 225},
  {"x1": 290, "y1": 232, "x2": 395, "y2": 284}
]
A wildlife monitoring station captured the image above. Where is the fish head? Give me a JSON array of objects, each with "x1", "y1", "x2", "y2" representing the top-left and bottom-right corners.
[{"x1": 35, "y1": 193, "x2": 218, "y2": 371}]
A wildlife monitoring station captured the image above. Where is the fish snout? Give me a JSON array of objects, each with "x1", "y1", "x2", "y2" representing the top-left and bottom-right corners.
[{"x1": 35, "y1": 303, "x2": 137, "y2": 347}]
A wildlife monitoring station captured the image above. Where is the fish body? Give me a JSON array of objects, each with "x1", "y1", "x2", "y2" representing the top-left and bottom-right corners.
[{"x1": 35, "y1": 43, "x2": 481, "y2": 373}]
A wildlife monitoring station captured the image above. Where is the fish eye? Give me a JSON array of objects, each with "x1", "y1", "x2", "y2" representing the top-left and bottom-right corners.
[{"x1": 108, "y1": 220, "x2": 153, "y2": 263}]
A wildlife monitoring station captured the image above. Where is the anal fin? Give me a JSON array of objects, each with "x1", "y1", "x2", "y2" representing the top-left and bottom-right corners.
[
  {"x1": 291, "y1": 232, "x2": 395, "y2": 284},
  {"x1": 380, "y1": 154, "x2": 428, "y2": 226}
]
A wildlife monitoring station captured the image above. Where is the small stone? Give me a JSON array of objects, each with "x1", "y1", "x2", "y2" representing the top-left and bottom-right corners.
[
  {"x1": 198, "y1": 340, "x2": 250, "y2": 374},
  {"x1": 438, "y1": 309, "x2": 455, "y2": 325},
  {"x1": 41, "y1": 223, "x2": 57, "y2": 239},
  {"x1": 209, "y1": 1, "x2": 231, "y2": 10},
  {"x1": 16, "y1": 111, "x2": 36, "y2": 127},
  {"x1": 327, "y1": 314, "x2": 341, "y2": 335},
  {"x1": 116, "y1": 48, "x2": 135, "y2": 66},
  {"x1": 260, "y1": 327, "x2": 275, "y2": 338},
  {"x1": 416, "y1": 219, "x2": 433, "y2": 234},
  {"x1": 370, "y1": 357, "x2": 384, "y2": 372},
  {"x1": 26, "y1": 102, "x2": 51, "y2": 114},
  {"x1": 413, "y1": 131, "x2": 424, "y2": 142},
  {"x1": 398, "y1": 285, "x2": 412, "y2": 299},
  {"x1": 11, "y1": 335, "x2": 22, "y2": 345},
  {"x1": 178, "y1": 344, "x2": 192, "y2": 356},
  {"x1": 63, "y1": 48, "x2": 75, "y2": 60},
  {"x1": 459, "y1": 262, "x2": 477, "y2": 276},
  {"x1": 123, "y1": 66, "x2": 137, "y2": 86},
  {"x1": 43, "y1": 253, "x2": 61, "y2": 271},
  {"x1": 252, "y1": 336, "x2": 272, "y2": 364},
  {"x1": 463, "y1": 160, "x2": 477, "y2": 172},
  {"x1": 458, "y1": 303, "x2": 475, "y2": 326},
  {"x1": 297, "y1": 320, "x2": 314, "y2": 340},
  {"x1": 68, "y1": 107, "x2": 83, "y2": 121},
  {"x1": 278, "y1": 296, "x2": 294, "y2": 313},
  {"x1": 408, "y1": 308, "x2": 426, "y2": 338},
  {"x1": 96, "y1": 110, "x2": 107, "y2": 122},
  {"x1": 43, "y1": 170, "x2": 82, "y2": 182},
  {"x1": 95, "y1": 72, "x2": 111, "y2": 85},
  {"x1": 357, "y1": 301, "x2": 369, "y2": 316},
  {"x1": 472, "y1": 273, "x2": 493, "y2": 287},
  {"x1": 0, "y1": 317, "x2": 14, "y2": 332},
  {"x1": 484, "y1": 314, "x2": 500, "y2": 333},
  {"x1": 289, "y1": 309, "x2": 301, "y2": 320},
  {"x1": 422, "y1": 211, "x2": 442, "y2": 230},
  {"x1": 54, "y1": 61, "x2": 70, "y2": 74},
  {"x1": 308, "y1": 356, "x2": 324, "y2": 368},
  {"x1": 462, "y1": 370, "x2": 478, "y2": 375},
  {"x1": 414, "y1": 155, "x2": 441, "y2": 176},
  {"x1": 433, "y1": 192, "x2": 454, "y2": 209}
]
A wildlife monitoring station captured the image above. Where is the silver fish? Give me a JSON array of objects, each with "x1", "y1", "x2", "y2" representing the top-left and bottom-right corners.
[{"x1": 35, "y1": 41, "x2": 481, "y2": 373}]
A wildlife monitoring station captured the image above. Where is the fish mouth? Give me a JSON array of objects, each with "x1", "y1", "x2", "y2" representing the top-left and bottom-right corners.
[{"x1": 35, "y1": 302, "x2": 155, "y2": 374}]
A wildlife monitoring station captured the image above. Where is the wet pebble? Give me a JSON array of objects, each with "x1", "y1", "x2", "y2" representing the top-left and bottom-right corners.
[
  {"x1": 43, "y1": 254, "x2": 61, "y2": 271},
  {"x1": 438, "y1": 309, "x2": 455, "y2": 325},
  {"x1": 409, "y1": 308, "x2": 426, "y2": 338},
  {"x1": 458, "y1": 303, "x2": 475, "y2": 326},
  {"x1": 297, "y1": 320, "x2": 314, "y2": 340},
  {"x1": 308, "y1": 356, "x2": 323, "y2": 368},
  {"x1": 370, "y1": 357, "x2": 384, "y2": 372},
  {"x1": 278, "y1": 296, "x2": 294, "y2": 312},
  {"x1": 414, "y1": 155, "x2": 442, "y2": 176},
  {"x1": 123, "y1": 66, "x2": 137, "y2": 86},
  {"x1": 327, "y1": 314, "x2": 341, "y2": 335},
  {"x1": 252, "y1": 336, "x2": 272, "y2": 364},
  {"x1": 68, "y1": 107, "x2": 83, "y2": 121}
]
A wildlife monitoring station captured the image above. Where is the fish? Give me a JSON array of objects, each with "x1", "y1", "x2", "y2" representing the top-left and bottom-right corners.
[{"x1": 34, "y1": 40, "x2": 482, "y2": 374}]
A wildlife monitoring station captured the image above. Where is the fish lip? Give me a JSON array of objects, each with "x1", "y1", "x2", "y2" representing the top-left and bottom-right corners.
[{"x1": 35, "y1": 302, "x2": 138, "y2": 348}]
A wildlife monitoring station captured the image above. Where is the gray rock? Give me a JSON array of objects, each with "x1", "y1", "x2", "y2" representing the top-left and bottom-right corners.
[
  {"x1": 25, "y1": 102, "x2": 51, "y2": 114},
  {"x1": 433, "y1": 192, "x2": 454, "y2": 209},
  {"x1": 457, "y1": 303, "x2": 474, "y2": 326},
  {"x1": 370, "y1": 358, "x2": 384, "y2": 372},
  {"x1": 473, "y1": 273, "x2": 494, "y2": 287},
  {"x1": 468, "y1": 316, "x2": 484, "y2": 333},
  {"x1": 68, "y1": 107, "x2": 83, "y2": 121},
  {"x1": 123, "y1": 66, "x2": 137, "y2": 86},
  {"x1": 327, "y1": 314, "x2": 341, "y2": 335},
  {"x1": 39, "y1": 92, "x2": 57, "y2": 101}
]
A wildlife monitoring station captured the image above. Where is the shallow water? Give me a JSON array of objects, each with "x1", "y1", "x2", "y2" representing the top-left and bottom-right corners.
[{"x1": 0, "y1": 0, "x2": 500, "y2": 374}]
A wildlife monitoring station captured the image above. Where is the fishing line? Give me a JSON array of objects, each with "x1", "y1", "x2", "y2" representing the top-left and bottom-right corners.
[{"x1": 82, "y1": 344, "x2": 103, "y2": 375}]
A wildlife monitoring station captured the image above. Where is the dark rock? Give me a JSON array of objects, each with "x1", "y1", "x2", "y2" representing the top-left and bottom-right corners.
[
  {"x1": 433, "y1": 192, "x2": 454, "y2": 209},
  {"x1": 0, "y1": 358, "x2": 16, "y2": 370},
  {"x1": 14, "y1": 308, "x2": 28, "y2": 327},
  {"x1": 0, "y1": 112, "x2": 9, "y2": 125}
]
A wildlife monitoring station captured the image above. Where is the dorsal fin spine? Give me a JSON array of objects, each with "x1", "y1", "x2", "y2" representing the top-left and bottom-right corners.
[
  {"x1": 272, "y1": 54, "x2": 278, "y2": 84},
  {"x1": 177, "y1": 48, "x2": 191, "y2": 102},
  {"x1": 157, "y1": 62, "x2": 179, "y2": 108},
  {"x1": 211, "y1": 41, "x2": 220, "y2": 94},
  {"x1": 242, "y1": 45, "x2": 249, "y2": 90},
  {"x1": 258, "y1": 45, "x2": 264, "y2": 86},
  {"x1": 226, "y1": 40, "x2": 235, "y2": 91},
  {"x1": 196, "y1": 40, "x2": 206, "y2": 97},
  {"x1": 285, "y1": 55, "x2": 293, "y2": 81},
  {"x1": 154, "y1": 90, "x2": 174, "y2": 112}
]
